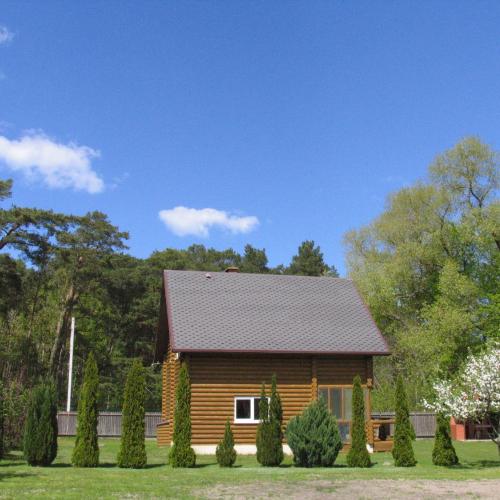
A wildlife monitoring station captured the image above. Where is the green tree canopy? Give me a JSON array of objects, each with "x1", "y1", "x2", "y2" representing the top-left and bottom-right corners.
[{"x1": 345, "y1": 137, "x2": 499, "y2": 407}]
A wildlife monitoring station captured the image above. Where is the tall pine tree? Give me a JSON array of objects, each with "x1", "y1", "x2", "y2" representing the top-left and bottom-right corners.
[
  {"x1": 392, "y1": 375, "x2": 416, "y2": 467},
  {"x1": 346, "y1": 375, "x2": 371, "y2": 467},
  {"x1": 72, "y1": 353, "x2": 99, "y2": 467},
  {"x1": 432, "y1": 414, "x2": 459, "y2": 466},
  {"x1": 169, "y1": 362, "x2": 196, "y2": 467},
  {"x1": 118, "y1": 360, "x2": 147, "y2": 468},
  {"x1": 23, "y1": 383, "x2": 58, "y2": 466}
]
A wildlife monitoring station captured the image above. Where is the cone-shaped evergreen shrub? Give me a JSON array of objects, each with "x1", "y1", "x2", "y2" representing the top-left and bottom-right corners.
[
  {"x1": 256, "y1": 375, "x2": 284, "y2": 466},
  {"x1": 216, "y1": 419, "x2": 237, "y2": 467},
  {"x1": 256, "y1": 383, "x2": 272, "y2": 465},
  {"x1": 72, "y1": 352, "x2": 99, "y2": 467},
  {"x1": 23, "y1": 383, "x2": 58, "y2": 466},
  {"x1": 286, "y1": 398, "x2": 342, "y2": 467},
  {"x1": 118, "y1": 360, "x2": 147, "y2": 468},
  {"x1": 346, "y1": 375, "x2": 371, "y2": 467},
  {"x1": 169, "y1": 362, "x2": 196, "y2": 467},
  {"x1": 432, "y1": 414, "x2": 459, "y2": 466},
  {"x1": 392, "y1": 375, "x2": 416, "y2": 467},
  {"x1": 0, "y1": 380, "x2": 4, "y2": 459}
]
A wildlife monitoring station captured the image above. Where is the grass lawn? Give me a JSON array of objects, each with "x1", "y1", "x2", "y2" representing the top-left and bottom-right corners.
[{"x1": 0, "y1": 438, "x2": 499, "y2": 499}]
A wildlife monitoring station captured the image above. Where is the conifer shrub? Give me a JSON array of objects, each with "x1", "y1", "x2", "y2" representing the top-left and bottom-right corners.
[
  {"x1": 392, "y1": 375, "x2": 416, "y2": 467},
  {"x1": 286, "y1": 398, "x2": 342, "y2": 467},
  {"x1": 23, "y1": 383, "x2": 58, "y2": 466},
  {"x1": 255, "y1": 383, "x2": 272, "y2": 465},
  {"x1": 0, "y1": 380, "x2": 4, "y2": 459},
  {"x1": 216, "y1": 419, "x2": 237, "y2": 467},
  {"x1": 72, "y1": 352, "x2": 100, "y2": 467},
  {"x1": 346, "y1": 375, "x2": 371, "y2": 467},
  {"x1": 169, "y1": 362, "x2": 196, "y2": 467},
  {"x1": 432, "y1": 414, "x2": 459, "y2": 466},
  {"x1": 256, "y1": 375, "x2": 284, "y2": 466},
  {"x1": 117, "y1": 360, "x2": 147, "y2": 468}
]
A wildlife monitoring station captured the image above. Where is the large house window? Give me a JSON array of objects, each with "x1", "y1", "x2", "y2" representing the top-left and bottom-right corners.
[
  {"x1": 318, "y1": 386, "x2": 369, "y2": 442},
  {"x1": 234, "y1": 397, "x2": 269, "y2": 423}
]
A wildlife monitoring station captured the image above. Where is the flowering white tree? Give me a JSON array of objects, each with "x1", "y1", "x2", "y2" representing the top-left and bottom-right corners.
[{"x1": 424, "y1": 344, "x2": 500, "y2": 455}]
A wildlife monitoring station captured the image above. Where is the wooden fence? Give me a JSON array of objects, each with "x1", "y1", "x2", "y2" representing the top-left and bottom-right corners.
[
  {"x1": 57, "y1": 412, "x2": 162, "y2": 438},
  {"x1": 58, "y1": 411, "x2": 436, "y2": 439},
  {"x1": 371, "y1": 412, "x2": 436, "y2": 437}
]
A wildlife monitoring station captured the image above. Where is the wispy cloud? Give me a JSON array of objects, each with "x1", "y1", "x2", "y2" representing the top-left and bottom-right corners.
[
  {"x1": 0, "y1": 132, "x2": 105, "y2": 193},
  {"x1": 0, "y1": 26, "x2": 14, "y2": 45},
  {"x1": 159, "y1": 206, "x2": 259, "y2": 237}
]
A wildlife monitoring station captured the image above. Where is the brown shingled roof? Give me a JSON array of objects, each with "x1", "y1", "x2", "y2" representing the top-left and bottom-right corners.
[{"x1": 158, "y1": 270, "x2": 389, "y2": 356}]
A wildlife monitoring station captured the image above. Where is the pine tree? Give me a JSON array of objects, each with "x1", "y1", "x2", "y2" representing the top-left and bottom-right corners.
[
  {"x1": 23, "y1": 383, "x2": 58, "y2": 466},
  {"x1": 117, "y1": 360, "x2": 147, "y2": 468},
  {"x1": 346, "y1": 375, "x2": 371, "y2": 467},
  {"x1": 169, "y1": 362, "x2": 196, "y2": 467},
  {"x1": 432, "y1": 414, "x2": 459, "y2": 466},
  {"x1": 216, "y1": 419, "x2": 237, "y2": 467},
  {"x1": 286, "y1": 398, "x2": 342, "y2": 467},
  {"x1": 72, "y1": 352, "x2": 100, "y2": 467},
  {"x1": 392, "y1": 375, "x2": 416, "y2": 467}
]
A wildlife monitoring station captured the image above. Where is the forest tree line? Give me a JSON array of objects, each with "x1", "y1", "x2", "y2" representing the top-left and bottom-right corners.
[{"x1": 0, "y1": 136, "x2": 498, "y2": 447}]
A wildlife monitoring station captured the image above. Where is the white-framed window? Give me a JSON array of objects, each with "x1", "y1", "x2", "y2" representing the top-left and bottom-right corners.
[{"x1": 234, "y1": 396, "x2": 269, "y2": 424}]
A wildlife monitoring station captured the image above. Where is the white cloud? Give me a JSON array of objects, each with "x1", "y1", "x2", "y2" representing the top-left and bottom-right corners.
[
  {"x1": 0, "y1": 26, "x2": 14, "y2": 45},
  {"x1": 159, "y1": 206, "x2": 259, "y2": 237},
  {"x1": 0, "y1": 133, "x2": 104, "y2": 193}
]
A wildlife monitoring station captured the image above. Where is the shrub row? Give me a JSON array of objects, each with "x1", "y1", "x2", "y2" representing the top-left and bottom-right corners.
[{"x1": 6, "y1": 360, "x2": 458, "y2": 470}]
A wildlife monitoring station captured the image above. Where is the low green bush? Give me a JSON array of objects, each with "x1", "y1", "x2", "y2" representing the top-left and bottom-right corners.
[
  {"x1": 216, "y1": 419, "x2": 237, "y2": 467},
  {"x1": 286, "y1": 398, "x2": 342, "y2": 467}
]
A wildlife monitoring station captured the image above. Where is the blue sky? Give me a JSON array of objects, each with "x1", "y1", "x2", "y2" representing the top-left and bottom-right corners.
[{"x1": 1, "y1": 1, "x2": 499, "y2": 275}]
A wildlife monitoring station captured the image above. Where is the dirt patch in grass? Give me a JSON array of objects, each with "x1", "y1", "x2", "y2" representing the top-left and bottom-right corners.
[{"x1": 197, "y1": 479, "x2": 500, "y2": 499}]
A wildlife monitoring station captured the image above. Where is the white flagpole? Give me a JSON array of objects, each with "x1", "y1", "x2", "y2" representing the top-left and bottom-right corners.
[{"x1": 66, "y1": 317, "x2": 75, "y2": 413}]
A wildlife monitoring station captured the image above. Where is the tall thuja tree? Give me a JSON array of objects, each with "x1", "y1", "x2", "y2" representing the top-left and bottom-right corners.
[
  {"x1": 72, "y1": 353, "x2": 99, "y2": 467},
  {"x1": 118, "y1": 360, "x2": 147, "y2": 468},
  {"x1": 256, "y1": 383, "x2": 271, "y2": 465},
  {"x1": 169, "y1": 362, "x2": 195, "y2": 467},
  {"x1": 0, "y1": 380, "x2": 3, "y2": 459},
  {"x1": 346, "y1": 376, "x2": 371, "y2": 467},
  {"x1": 23, "y1": 383, "x2": 58, "y2": 466},
  {"x1": 432, "y1": 414, "x2": 459, "y2": 466},
  {"x1": 268, "y1": 374, "x2": 284, "y2": 466},
  {"x1": 392, "y1": 375, "x2": 416, "y2": 466}
]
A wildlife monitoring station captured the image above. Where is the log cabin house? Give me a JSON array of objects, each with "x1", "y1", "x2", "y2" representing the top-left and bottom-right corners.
[{"x1": 155, "y1": 269, "x2": 391, "y2": 454}]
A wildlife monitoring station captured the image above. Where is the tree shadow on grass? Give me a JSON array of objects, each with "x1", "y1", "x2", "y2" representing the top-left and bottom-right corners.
[
  {"x1": 453, "y1": 460, "x2": 500, "y2": 470},
  {"x1": 0, "y1": 472, "x2": 36, "y2": 481}
]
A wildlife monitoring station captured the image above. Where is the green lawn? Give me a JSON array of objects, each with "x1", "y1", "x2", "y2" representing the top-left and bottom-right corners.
[{"x1": 0, "y1": 438, "x2": 498, "y2": 499}]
